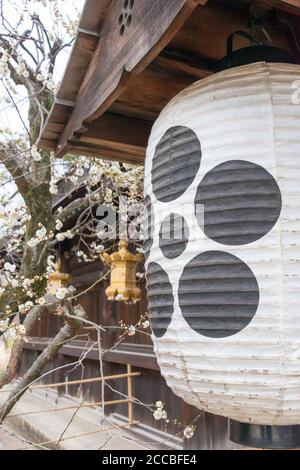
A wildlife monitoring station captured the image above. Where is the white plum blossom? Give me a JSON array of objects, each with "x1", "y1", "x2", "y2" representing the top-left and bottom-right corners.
[
  {"x1": 128, "y1": 325, "x2": 136, "y2": 336},
  {"x1": 11, "y1": 279, "x2": 19, "y2": 288},
  {"x1": 21, "y1": 278, "x2": 32, "y2": 289},
  {"x1": 27, "y1": 224, "x2": 48, "y2": 248},
  {"x1": 0, "y1": 50, "x2": 9, "y2": 76},
  {"x1": 0, "y1": 277, "x2": 9, "y2": 288},
  {"x1": 142, "y1": 320, "x2": 150, "y2": 329},
  {"x1": 36, "y1": 226, "x2": 47, "y2": 240},
  {"x1": 183, "y1": 426, "x2": 195, "y2": 439},
  {"x1": 55, "y1": 219, "x2": 63, "y2": 230},
  {"x1": 4, "y1": 262, "x2": 16, "y2": 273},
  {"x1": 89, "y1": 165, "x2": 100, "y2": 176},
  {"x1": 18, "y1": 301, "x2": 33, "y2": 314},
  {"x1": 69, "y1": 175, "x2": 78, "y2": 185},
  {"x1": 14, "y1": 324, "x2": 26, "y2": 337},
  {"x1": 27, "y1": 238, "x2": 38, "y2": 248},
  {"x1": 153, "y1": 408, "x2": 168, "y2": 421},
  {"x1": 56, "y1": 230, "x2": 74, "y2": 242},
  {"x1": 16, "y1": 60, "x2": 27, "y2": 77},
  {"x1": 65, "y1": 230, "x2": 74, "y2": 239},
  {"x1": 153, "y1": 409, "x2": 163, "y2": 420},
  {"x1": 50, "y1": 181, "x2": 58, "y2": 195},
  {"x1": 0, "y1": 318, "x2": 10, "y2": 333},
  {"x1": 55, "y1": 287, "x2": 68, "y2": 300},
  {"x1": 31, "y1": 145, "x2": 42, "y2": 161},
  {"x1": 22, "y1": 213, "x2": 31, "y2": 222},
  {"x1": 75, "y1": 167, "x2": 84, "y2": 177},
  {"x1": 91, "y1": 243, "x2": 104, "y2": 253},
  {"x1": 104, "y1": 189, "x2": 113, "y2": 203},
  {"x1": 56, "y1": 233, "x2": 65, "y2": 242},
  {"x1": 153, "y1": 401, "x2": 167, "y2": 421}
]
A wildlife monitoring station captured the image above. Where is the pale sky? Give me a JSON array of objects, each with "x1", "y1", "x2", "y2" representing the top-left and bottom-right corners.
[
  {"x1": 0, "y1": 0, "x2": 85, "y2": 216},
  {"x1": 0, "y1": 0, "x2": 84, "y2": 136}
]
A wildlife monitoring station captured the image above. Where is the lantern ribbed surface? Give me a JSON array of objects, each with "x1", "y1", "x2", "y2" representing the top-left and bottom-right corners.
[{"x1": 144, "y1": 62, "x2": 300, "y2": 425}]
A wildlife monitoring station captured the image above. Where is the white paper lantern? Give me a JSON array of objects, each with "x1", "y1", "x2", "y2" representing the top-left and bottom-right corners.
[{"x1": 144, "y1": 62, "x2": 300, "y2": 427}]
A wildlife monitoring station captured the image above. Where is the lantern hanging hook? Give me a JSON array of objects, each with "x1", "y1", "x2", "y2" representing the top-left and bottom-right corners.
[
  {"x1": 226, "y1": 31, "x2": 262, "y2": 58},
  {"x1": 247, "y1": 4, "x2": 272, "y2": 45}
]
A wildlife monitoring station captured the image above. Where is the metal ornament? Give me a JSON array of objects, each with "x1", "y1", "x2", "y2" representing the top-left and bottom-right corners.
[
  {"x1": 101, "y1": 240, "x2": 143, "y2": 302},
  {"x1": 217, "y1": 30, "x2": 295, "y2": 71}
]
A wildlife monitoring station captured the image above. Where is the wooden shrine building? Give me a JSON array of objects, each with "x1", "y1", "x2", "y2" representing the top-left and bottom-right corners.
[{"x1": 34, "y1": 0, "x2": 300, "y2": 449}]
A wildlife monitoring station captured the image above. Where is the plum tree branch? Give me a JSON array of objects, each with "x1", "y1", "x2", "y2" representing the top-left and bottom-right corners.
[
  {"x1": 0, "y1": 143, "x2": 29, "y2": 196},
  {"x1": 0, "y1": 299, "x2": 86, "y2": 423}
]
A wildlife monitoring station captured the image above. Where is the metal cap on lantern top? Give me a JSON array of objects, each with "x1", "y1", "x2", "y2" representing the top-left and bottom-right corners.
[
  {"x1": 144, "y1": 31, "x2": 300, "y2": 449},
  {"x1": 217, "y1": 31, "x2": 296, "y2": 71}
]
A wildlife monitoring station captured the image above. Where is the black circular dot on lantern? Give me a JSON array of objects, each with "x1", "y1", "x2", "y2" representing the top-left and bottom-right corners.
[
  {"x1": 159, "y1": 213, "x2": 189, "y2": 259},
  {"x1": 143, "y1": 195, "x2": 154, "y2": 260},
  {"x1": 195, "y1": 160, "x2": 282, "y2": 246},
  {"x1": 178, "y1": 251, "x2": 259, "y2": 338},
  {"x1": 151, "y1": 126, "x2": 202, "y2": 203},
  {"x1": 126, "y1": 15, "x2": 132, "y2": 26},
  {"x1": 146, "y1": 262, "x2": 174, "y2": 338}
]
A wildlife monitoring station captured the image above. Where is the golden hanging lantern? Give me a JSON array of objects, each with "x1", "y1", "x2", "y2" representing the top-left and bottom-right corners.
[
  {"x1": 101, "y1": 240, "x2": 143, "y2": 302},
  {"x1": 47, "y1": 262, "x2": 71, "y2": 295}
]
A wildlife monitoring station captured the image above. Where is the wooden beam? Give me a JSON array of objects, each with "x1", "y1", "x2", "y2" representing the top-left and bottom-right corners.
[
  {"x1": 109, "y1": 56, "x2": 213, "y2": 122},
  {"x1": 23, "y1": 338, "x2": 160, "y2": 370},
  {"x1": 80, "y1": 0, "x2": 112, "y2": 32},
  {"x1": 258, "y1": 0, "x2": 300, "y2": 15},
  {"x1": 56, "y1": 0, "x2": 199, "y2": 156},
  {"x1": 66, "y1": 111, "x2": 151, "y2": 163},
  {"x1": 67, "y1": 141, "x2": 145, "y2": 164},
  {"x1": 38, "y1": 103, "x2": 73, "y2": 149},
  {"x1": 281, "y1": 0, "x2": 300, "y2": 7},
  {"x1": 56, "y1": 31, "x2": 99, "y2": 103},
  {"x1": 74, "y1": 112, "x2": 153, "y2": 148}
]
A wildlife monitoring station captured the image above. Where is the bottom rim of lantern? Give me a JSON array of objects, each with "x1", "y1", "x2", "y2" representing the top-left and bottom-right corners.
[{"x1": 229, "y1": 420, "x2": 300, "y2": 449}]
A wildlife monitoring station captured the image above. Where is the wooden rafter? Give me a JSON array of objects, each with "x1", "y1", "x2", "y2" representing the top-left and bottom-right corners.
[
  {"x1": 258, "y1": 0, "x2": 300, "y2": 16},
  {"x1": 56, "y1": 0, "x2": 201, "y2": 156}
]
